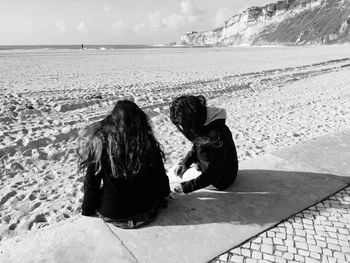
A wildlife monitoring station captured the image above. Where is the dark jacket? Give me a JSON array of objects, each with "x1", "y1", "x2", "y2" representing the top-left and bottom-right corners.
[
  {"x1": 82, "y1": 151, "x2": 170, "y2": 219},
  {"x1": 179, "y1": 115, "x2": 238, "y2": 193}
]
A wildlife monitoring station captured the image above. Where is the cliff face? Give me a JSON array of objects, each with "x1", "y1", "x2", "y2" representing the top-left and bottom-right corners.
[{"x1": 178, "y1": 0, "x2": 350, "y2": 46}]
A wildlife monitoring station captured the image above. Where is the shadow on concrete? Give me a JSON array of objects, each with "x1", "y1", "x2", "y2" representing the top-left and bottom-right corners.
[{"x1": 150, "y1": 169, "x2": 345, "y2": 227}]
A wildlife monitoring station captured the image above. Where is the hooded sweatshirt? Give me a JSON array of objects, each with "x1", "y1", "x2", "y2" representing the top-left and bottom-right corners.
[{"x1": 179, "y1": 107, "x2": 238, "y2": 193}]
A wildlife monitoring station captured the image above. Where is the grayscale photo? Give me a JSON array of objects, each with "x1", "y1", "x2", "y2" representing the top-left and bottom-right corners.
[{"x1": 0, "y1": 0, "x2": 350, "y2": 262}]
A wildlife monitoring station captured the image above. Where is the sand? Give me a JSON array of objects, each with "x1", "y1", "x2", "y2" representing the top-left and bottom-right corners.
[{"x1": 1, "y1": 45, "x2": 350, "y2": 241}]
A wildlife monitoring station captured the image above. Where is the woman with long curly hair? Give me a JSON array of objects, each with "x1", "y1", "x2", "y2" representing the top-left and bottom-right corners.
[
  {"x1": 170, "y1": 95, "x2": 238, "y2": 194},
  {"x1": 78, "y1": 100, "x2": 170, "y2": 229}
]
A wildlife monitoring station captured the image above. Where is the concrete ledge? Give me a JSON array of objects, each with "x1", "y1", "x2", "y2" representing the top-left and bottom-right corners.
[{"x1": 1, "y1": 129, "x2": 349, "y2": 263}]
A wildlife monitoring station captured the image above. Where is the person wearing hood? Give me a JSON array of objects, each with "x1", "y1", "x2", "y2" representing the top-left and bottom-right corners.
[{"x1": 170, "y1": 95, "x2": 238, "y2": 194}]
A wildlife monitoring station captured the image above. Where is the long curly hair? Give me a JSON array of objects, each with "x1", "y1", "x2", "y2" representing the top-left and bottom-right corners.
[
  {"x1": 170, "y1": 95, "x2": 207, "y2": 141},
  {"x1": 78, "y1": 100, "x2": 164, "y2": 179}
]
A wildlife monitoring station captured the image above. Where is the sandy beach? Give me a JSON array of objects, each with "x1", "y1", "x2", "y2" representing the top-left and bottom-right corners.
[{"x1": 1, "y1": 45, "x2": 350, "y2": 241}]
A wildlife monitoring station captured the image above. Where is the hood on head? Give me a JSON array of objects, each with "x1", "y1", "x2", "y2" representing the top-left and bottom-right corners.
[{"x1": 204, "y1": 107, "x2": 226, "y2": 126}]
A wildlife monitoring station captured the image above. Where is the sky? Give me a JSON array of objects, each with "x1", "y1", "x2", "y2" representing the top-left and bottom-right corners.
[{"x1": 0, "y1": 0, "x2": 274, "y2": 45}]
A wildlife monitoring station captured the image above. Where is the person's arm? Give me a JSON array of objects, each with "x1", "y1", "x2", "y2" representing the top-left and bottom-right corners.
[
  {"x1": 82, "y1": 163, "x2": 102, "y2": 216},
  {"x1": 180, "y1": 139, "x2": 227, "y2": 193},
  {"x1": 179, "y1": 145, "x2": 198, "y2": 169},
  {"x1": 151, "y1": 152, "x2": 170, "y2": 197}
]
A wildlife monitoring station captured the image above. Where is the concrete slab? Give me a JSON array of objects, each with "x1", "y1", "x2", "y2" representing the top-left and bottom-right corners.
[
  {"x1": 1, "y1": 129, "x2": 349, "y2": 263},
  {"x1": 272, "y1": 129, "x2": 350, "y2": 183},
  {"x1": 107, "y1": 169, "x2": 345, "y2": 263},
  {"x1": 0, "y1": 217, "x2": 136, "y2": 263}
]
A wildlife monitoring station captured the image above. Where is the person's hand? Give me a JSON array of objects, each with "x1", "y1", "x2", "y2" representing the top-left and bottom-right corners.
[
  {"x1": 170, "y1": 182, "x2": 184, "y2": 194},
  {"x1": 174, "y1": 164, "x2": 187, "y2": 179}
]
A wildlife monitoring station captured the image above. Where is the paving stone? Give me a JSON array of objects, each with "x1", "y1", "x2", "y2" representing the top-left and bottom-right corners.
[
  {"x1": 328, "y1": 232, "x2": 338, "y2": 239},
  {"x1": 341, "y1": 246, "x2": 350, "y2": 253},
  {"x1": 229, "y1": 255, "x2": 244, "y2": 263},
  {"x1": 309, "y1": 251, "x2": 321, "y2": 260},
  {"x1": 295, "y1": 229, "x2": 306, "y2": 237},
  {"x1": 275, "y1": 245, "x2": 287, "y2": 252},
  {"x1": 338, "y1": 240, "x2": 349, "y2": 247},
  {"x1": 323, "y1": 248, "x2": 333, "y2": 256},
  {"x1": 294, "y1": 254, "x2": 304, "y2": 262},
  {"x1": 303, "y1": 224, "x2": 314, "y2": 230},
  {"x1": 293, "y1": 223, "x2": 304, "y2": 230},
  {"x1": 210, "y1": 187, "x2": 350, "y2": 263},
  {"x1": 314, "y1": 235, "x2": 326, "y2": 241},
  {"x1": 274, "y1": 250, "x2": 283, "y2": 257},
  {"x1": 294, "y1": 236, "x2": 306, "y2": 242},
  {"x1": 316, "y1": 239, "x2": 327, "y2": 248},
  {"x1": 262, "y1": 237, "x2": 273, "y2": 245},
  {"x1": 287, "y1": 246, "x2": 297, "y2": 254},
  {"x1": 328, "y1": 243, "x2": 341, "y2": 252},
  {"x1": 261, "y1": 244, "x2": 273, "y2": 254},
  {"x1": 305, "y1": 257, "x2": 320, "y2": 263},
  {"x1": 327, "y1": 237, "x2": 339, "y2": 245},
  {"x1": 242, "y1": 243, "x2": 250, "y2": 249},
  {"x1": 324, "y1": 226, "x2": 337, "y2": 233},
  {"x1": 308, "y1": 244, "x2": 321, "y2": 254},
  {"x1": 306, "y1": 238, "x2": 316, "y2": 245},
  {"x1": 284, "y1": 239, "x2": 294, "y2": 247},
  {"x1": 274, "y1": 256, "x2": 287, "y2": 263},
  {"x1": 267, "y1": 231, "x2": 275, "y2": 238},
  {"x1": 298, "y1": 249, "x2": 310, "y2": 257},
  {"x1": 295, "y1": 241, "x2": 308, "y2": 250},
  {"x1": 282, "y1": 252, "x2": 294, "y2": 261},
  {"x1": 277, "y1": 228, "x2": 286, "y2": 235},
  {"x1": 333, "y1": 221, "x2": 345, "y2": 228},
  {"x1": 286, "y1": 228, "x2": 293, "y2": 235},
  {"x1": 250, "y1": 242, "x2": 260, "y2": 251},
  {"x1": 314, "y1": 225, "x2": 325, "y2": 231},
  {"x1": 252, "y1": 236, "x2": 262, "y2": 244},
  {"x1": 273, "y1": 237, "x2": 284, "y2": 245},
  {"x1": 240, "y1": 248, "x2": 250, "y2": 258},
  {"x1": 263, "y1": 253, "x2": 275, "y2": 262},
  {"x1": 305, "y1": 229, "x2": 315, "y2": 235},
  {"x1": 219, "y1": 254, "x2": 228, "y2": 261},
  {"x1": 276, "y1": 233, "x2": 286, "y2": 239},
  {"x1": 337, "y1": 234, "x2": 348, "y2": 241},
  {"x1": 230, "y1": 248, "x2": 241, "y2": 255},
  {"x1": 251, "y1": 251, "x2": 262, "y2": 260},
  {"x1": 321, "y1": 255, "x2": 329, "y2": 263},
  {"x1": 333, "y1": 251, "x2": 346, "y2": 261}
]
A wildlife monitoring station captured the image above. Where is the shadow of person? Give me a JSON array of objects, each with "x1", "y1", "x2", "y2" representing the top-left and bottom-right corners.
[{"x1": 151, "y1": 169, "x2": 345, "y2": 227}]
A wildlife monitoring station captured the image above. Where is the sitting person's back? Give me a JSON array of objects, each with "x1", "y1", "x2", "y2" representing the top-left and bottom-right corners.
[{"x1": 79, "y1": 100, "x2": 170, "y2": 228}]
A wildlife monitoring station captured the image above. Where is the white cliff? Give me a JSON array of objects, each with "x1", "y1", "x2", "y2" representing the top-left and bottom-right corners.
[{"x1": 178, "y1": 0, "x2": 350, "y2": 46}]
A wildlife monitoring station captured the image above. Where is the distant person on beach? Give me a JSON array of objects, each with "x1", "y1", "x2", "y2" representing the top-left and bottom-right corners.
[
  {"x1": 170, "y1": 95, "x2": 238, "y2": 194},
  {"x1": 81, "y1": 44, "x2": 84, "y2": 50},
  {"x1": 79, "y1": 100, "x2": 170, "y2": 229}
]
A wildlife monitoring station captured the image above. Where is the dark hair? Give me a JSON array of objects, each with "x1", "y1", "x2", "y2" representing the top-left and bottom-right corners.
[
  {"x1": 78, "y1": 100, "x2": 164, "y2": 179},
  {"x1": 170, "y1": 95, "x2": 207, "y2": 141}
]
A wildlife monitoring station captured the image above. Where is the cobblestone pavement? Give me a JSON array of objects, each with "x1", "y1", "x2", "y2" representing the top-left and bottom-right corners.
[{"x1": 211, "y1": 186, "x2": 350, "y2": 263}]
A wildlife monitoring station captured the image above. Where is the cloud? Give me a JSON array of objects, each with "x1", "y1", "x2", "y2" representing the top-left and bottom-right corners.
[
  {"x1": 140, "y1": 0, "x2": 202, "y2": 31},
  {"x1": 76, "y1": 21, "x2": 87, "y2": 33},
  {"x1": 215, "y1": 8, "x2": 232, "y2": 27},
  {"x1": 181, "y1": 0, "x2": 200, "y2": 15},
  {"x1": 148, "y1": 11, "x2": 162, "y2": 30},
  {"x1": 112, "y1": 20, "x2": 125, "y2": 32},
  {"x1": 103, "y1": 5, "x2": 111, "y2": 12},
  {"x1": 55, "y1": 21, "x2": 66, "y2": 32},
  {"x1": 162, "y1": 13, "x2": 183, "y2": 29},
  {"x1": 133, "y1": 22, "x2": 146, "y2": 33}
]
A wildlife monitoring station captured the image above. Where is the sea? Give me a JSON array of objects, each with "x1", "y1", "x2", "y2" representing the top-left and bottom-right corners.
[{"x1": 0, "y1": 44, "x2": 211, "y2": 51}]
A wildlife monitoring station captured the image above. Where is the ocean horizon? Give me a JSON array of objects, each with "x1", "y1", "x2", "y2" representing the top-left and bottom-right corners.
[{"x1": 0, "y1": 44, "x2": 216, "y2": 51}]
